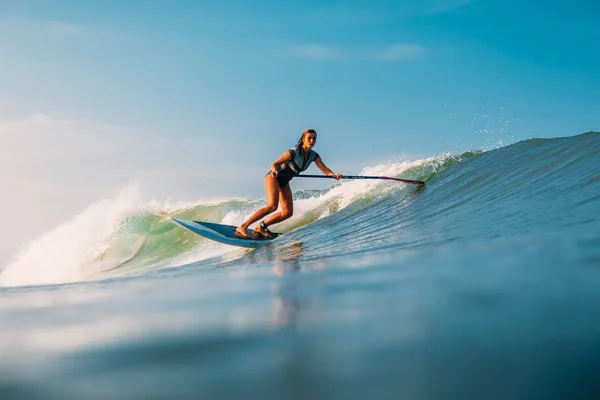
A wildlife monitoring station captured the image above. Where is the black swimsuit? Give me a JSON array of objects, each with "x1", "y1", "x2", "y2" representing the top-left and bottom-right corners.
[
  {"x1": 265, "y1": 165, "x2": 295, "y2": 188},
  {"x1": 266, "y1": 146, "x2": 320, "y2": 188}
]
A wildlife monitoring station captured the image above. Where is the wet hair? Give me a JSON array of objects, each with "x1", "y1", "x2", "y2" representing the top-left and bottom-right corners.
[{"x1": 296, "y1": 128, "x2": 317, "y2": 147}]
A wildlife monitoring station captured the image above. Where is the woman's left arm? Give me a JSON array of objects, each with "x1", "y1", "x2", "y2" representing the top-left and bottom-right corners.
[{"x1": 314, "y1": 156, "x2": 342, "y2": 180}]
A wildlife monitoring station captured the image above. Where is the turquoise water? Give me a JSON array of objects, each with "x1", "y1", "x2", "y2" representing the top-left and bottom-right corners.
[{"x1": 1, "y1": 132, "x2": 599, "y2": 399}]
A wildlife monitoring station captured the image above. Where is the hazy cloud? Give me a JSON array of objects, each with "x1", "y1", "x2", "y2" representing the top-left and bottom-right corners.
[
  {"x1": 377, "y1": 44, "x2": 427, "y2": 60},
  {"x1": 424, "y1": 0, "x2": 475, "y2": 14},
  {"x1": 305, "y1": 0, "x2": 475, "y2": 26},
  {"x1": 46, "y1": 20, "x2": 81, "y2": 36},
  {"x1": 0, "y1": 112, "x2": 231, "y2": 181},
  {"x1": 289, "y1": 43, "x2": 427, "y2": 61},
  {"x1": 0, "y1": 113, "x2": 127, "y2": 168}
]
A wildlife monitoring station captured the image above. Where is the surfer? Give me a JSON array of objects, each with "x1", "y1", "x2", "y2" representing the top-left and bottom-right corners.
[{"x1": 235, "y1": 128, "x2": 342, "y2": 239}]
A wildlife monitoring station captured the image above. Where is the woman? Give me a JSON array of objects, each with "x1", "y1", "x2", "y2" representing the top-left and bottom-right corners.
[{"x1": 236, "y1": 128, "x2": 342, "y2": 239}]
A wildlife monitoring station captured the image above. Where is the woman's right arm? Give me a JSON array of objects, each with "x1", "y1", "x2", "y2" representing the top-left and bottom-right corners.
[{"x1": 271, "y1": 151, "x2": 292, "y2": 176}]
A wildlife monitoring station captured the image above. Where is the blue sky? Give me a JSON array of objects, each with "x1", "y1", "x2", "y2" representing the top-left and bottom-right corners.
[{"x1": 0, "y1": 0, "x2": 599, "y2": 263}]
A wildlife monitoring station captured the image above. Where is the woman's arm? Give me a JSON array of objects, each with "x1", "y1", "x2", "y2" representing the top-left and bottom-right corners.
[
  {"x1": 271, "y1": 151, "x2": 293, "y2": 176},
  {"x1": 314, "y1": 156, "x2": 342, "y2": 180}
]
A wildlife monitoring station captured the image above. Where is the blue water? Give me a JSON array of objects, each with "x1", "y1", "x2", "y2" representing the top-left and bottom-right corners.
[{"x1": 1, "y1": 132, "x2": 599, "y2": 399}]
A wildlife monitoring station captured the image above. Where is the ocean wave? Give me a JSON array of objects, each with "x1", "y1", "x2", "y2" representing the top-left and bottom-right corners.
[{"x1": 1, "y1": 132, "x2": 598, "y2": 287}]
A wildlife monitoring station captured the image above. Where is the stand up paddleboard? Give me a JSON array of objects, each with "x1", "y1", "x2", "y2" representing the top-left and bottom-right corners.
[{"x1": 171, "y1": 218, "x2": 281, "y2": 248}]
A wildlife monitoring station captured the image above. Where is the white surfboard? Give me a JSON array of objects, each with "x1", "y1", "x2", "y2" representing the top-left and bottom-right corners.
[{"x1": 171, "y1": 218, "x2": 281, "y2": 248}]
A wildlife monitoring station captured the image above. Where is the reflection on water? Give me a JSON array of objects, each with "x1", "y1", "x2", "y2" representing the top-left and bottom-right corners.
[
  {"x1": 272, "y1": 241, "x2": 304, "y2": 276},
  {"x1": 270, "y1": 241, "x2": 325, "y2": 328}
]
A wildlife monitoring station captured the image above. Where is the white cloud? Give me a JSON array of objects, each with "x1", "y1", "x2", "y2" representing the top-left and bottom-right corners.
[
  {"x1": 292, "y1": 44, "x2": 344, "y2": 60},
  {"x1": 377, "y1": 44, "x2": 427, "y2": 60}
]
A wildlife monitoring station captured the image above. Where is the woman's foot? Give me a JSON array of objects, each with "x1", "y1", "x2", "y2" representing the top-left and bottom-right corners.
[
  {"x1": 235, "y1": 226, "x2": 251, "y2": 239},
  {"x1": 253, "y1": 221, "x2": 276, "y2": 238}
]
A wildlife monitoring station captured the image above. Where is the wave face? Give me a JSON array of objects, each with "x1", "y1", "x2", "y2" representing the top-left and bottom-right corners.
[
  {"x1": 1, "y1": 132, "x2": 600, "y2": 399},
  {"x1": 1, "y1": 132, "x2": 599, "y2": 287}
]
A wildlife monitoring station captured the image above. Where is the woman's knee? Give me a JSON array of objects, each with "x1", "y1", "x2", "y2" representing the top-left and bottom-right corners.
[
  {"x1": 265, "y1": 204, "x2": 278, "y2": 213},
  {"x1": 281, "y1": 208, "x2": 293, "y2": 219}
]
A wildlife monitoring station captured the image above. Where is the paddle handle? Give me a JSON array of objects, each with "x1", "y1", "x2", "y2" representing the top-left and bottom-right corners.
[{"x1": 289, "y1": 174, "x2": 425, "y2": 185}]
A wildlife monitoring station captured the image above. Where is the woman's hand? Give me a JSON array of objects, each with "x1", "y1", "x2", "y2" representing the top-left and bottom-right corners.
[
  {"x1": 315, "y1": 157, "x2": 341, "y2": 180},
  {"x1": 271, "y1": 152, "x2": 292, "y2": 178}
]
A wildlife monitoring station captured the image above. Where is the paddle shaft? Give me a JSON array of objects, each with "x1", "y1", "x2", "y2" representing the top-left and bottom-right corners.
[{"x1": 282, "y1": 173, "x2": 424, "y2": 185}]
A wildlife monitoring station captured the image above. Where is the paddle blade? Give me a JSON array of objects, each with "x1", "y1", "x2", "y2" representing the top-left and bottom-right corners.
[{"x1": 379, "y1": 176, "x2": 425, "y2": 185}]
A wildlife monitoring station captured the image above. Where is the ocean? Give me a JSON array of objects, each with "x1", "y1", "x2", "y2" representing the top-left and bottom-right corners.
[{"x1": 1, "y1": 132, "x2": 599, "y2": 399}]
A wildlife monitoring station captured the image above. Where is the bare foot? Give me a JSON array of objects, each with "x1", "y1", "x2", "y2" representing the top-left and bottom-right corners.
[
  {"x1": 253, "y1": 224, "x2": 275, "y2": 239},
  {"x1": 235, "y1": 226, "x2": 251, "y2": 239},
  {"x1": 253, "y1": 226, "x2": 265, "y2": 237}
]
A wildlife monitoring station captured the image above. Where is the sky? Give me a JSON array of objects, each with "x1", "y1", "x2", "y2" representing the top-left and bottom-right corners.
[{"x1": 0, "y1": 0, "x2": 599, "y2": 264}]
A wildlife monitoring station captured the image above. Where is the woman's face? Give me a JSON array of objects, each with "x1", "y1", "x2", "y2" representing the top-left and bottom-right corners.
[{"x1": 303, "y1": 133, "x2": 317, "y2": 148}]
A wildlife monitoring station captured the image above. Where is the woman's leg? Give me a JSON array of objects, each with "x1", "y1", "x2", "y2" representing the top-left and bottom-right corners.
[
  {"x1": 262, "y1": 183, "x2": 293, "y2": 228},
  {"x1": 236, "y1": 175, "x2": 280, "y2": 237}
]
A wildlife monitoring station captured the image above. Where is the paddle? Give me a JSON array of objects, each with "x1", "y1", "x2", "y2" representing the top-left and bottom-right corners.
[{"x1": 285, "y1": 173, "x2": 425, "y2": 185}]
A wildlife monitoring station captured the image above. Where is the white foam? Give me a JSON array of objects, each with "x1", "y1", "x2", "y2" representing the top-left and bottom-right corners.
[
  {"x1": 0, "y1": 157, "x2": 433, "y2": 287},
  {"x1": 0, "y1": 186, "x2": 145, "y2": 287},
  {"x1": 227, "y1": 158, "x2": 432, "y2": 232}
]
